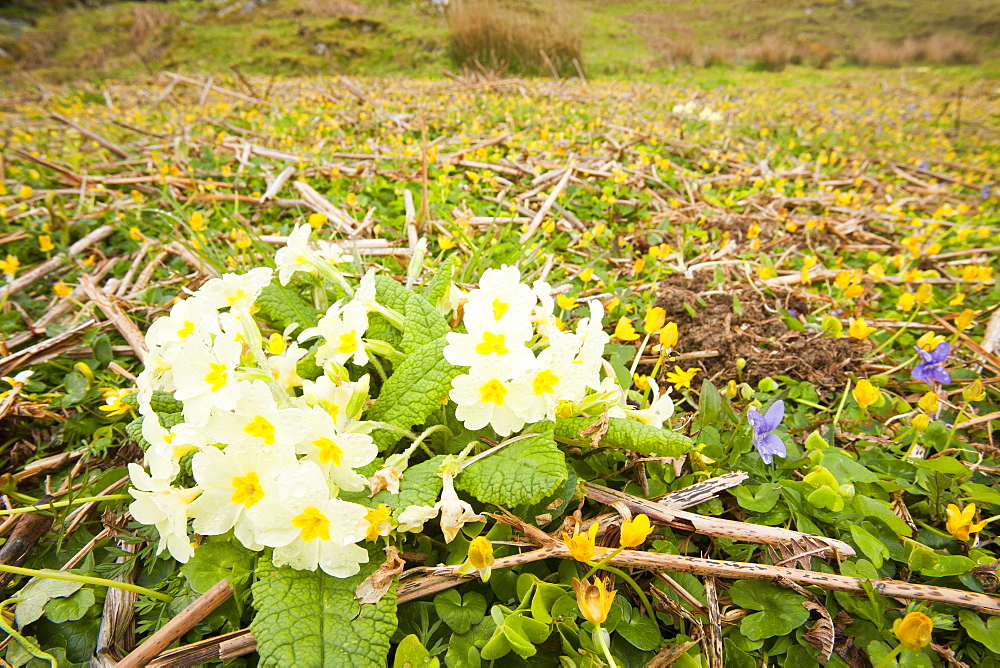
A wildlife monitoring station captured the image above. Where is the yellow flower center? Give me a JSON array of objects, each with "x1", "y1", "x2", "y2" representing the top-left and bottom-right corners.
[
  {"x1": 492, "y1": 298, "x2": 509, "y2": 320},
  {"x1": 338, "y1": 331, "x2": 358, "y2": 354},
  {"x1": 204, "y1": 363, "x2": 228, "y2": 392},
  {"x1": 244, "y1": 415, "x2": 276, "y2": 445},
  {"x1": 313, "y1": 437, "x2": 343, "y2": 465},
  {"x1": 292, "y1": 507, "x2": 330, "y2": 542},
  {"x1": 479, "y1": 379, "x2": 507, "y2": 405},
  {"x1": 532, "y1": 370, "x2": 559, "y2": 395},
  {"x1": 231, "y1": 471, "x2": 264, "y2": 507},
  {"x1": 475, "y1": 331, "x2": 508, "y2": 356},
  {"x1": 177, "y1": 320, "x2": 195, "y2": 339},
  {"x1": 226, "y1": 288, "x2": 247, "y2": 306}
]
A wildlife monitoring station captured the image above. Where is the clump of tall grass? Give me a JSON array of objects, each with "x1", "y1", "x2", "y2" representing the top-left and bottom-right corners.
[
  {"x1": 853, "y1": 33, "x2": 982, "y2": 66},
  {"x1": 447, "y1": 0, "x2": 582, "y2": 77}
]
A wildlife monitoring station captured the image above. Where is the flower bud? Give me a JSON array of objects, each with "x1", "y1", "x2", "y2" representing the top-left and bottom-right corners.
[{"x1": 892, "y1": 611, "x2": 932, "y2": 651}]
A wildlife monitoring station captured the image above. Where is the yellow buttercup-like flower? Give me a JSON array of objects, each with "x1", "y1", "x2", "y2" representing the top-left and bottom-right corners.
[
  {"x1": 458, "y1": 536, "x2": 495, "y2": 582},
  {"x1": 892, "y1": 611, "x2": 933, "y2": 651},
  {"x1": 614, "y1": 317, "x2": 640, "y2": 341},
  {"x1": 848, "y1": 318, "x2": 876, "y2": 339},
  {"x1": 916, "y1": 331, "x2": 945, "y2": 352},
  {"x1": 852, "y1": 379, "x2": 880, "y2": 409},
  {"x1": 945, "y1": 503, "x2": 992, "y2": 542},
  {"x1": 619, "y1": 514, "x2": 654, "y2": 548},
  {"x1": 572, "y1": 577, "x2": 616, "y2": 625},
  {"x1": 659, "y1": 322, "x2": 679, "y2": 349},
  {"x1": 562, "y1": 522, "x2": 600, "y2": 562},
  {"x1": 963, "y1": 380, "x2": 985, "y2": 403},
  {"x1": 665, "y1": 366, "x2": 699, "y2": 390},
  {"x1": 644, "y1": 306, "x2": 666, "y2": 334},
  {"x1": 917, "y1": 391, "x2": 939, "y2": 413}
]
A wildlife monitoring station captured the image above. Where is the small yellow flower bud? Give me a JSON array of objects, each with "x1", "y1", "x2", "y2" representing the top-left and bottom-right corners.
[
  {"x1": 572, "y1": 578, "x2": 616, "y2": 626},
  {"x1": 619, "y1": 514, "x2": 654, "y2": 548},
  {"x1": 893, "y1": 611, "x2": 933, "y2": 651}
]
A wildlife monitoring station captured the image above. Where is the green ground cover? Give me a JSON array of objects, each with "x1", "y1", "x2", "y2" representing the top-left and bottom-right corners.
[{"x1": 0, "y1": 66, "x2": 998, "y2": 666}]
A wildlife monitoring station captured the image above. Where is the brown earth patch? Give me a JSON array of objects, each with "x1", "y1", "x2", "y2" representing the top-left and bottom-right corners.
[{"x1": 654, "y1": 273, "x2": 870, "y2": 393}]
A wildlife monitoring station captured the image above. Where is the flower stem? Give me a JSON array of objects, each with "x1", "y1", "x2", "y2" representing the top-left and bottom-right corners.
[
  {"x1": 0, "y1": 494, "x2": 132, "y2": 517},
  {"x1": 593, "y1": 625, "x2": 618, "y2": 668},
  {"x1": 0, "y1": 598, "x2": 58, "y2": 666},
  {"x1": 0, "y1": 565, "x2": 173, "y2": 602},
  {"x1": 585, "y1": 557, "x2": 656, "y2": 621},
  {"x1": 872, "y1": 642, "x2": 904, "y2": 668}
]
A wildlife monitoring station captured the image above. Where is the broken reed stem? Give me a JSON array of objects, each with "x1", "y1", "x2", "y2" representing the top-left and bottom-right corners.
[
  {"x1": 117, "y1": 579, "x2": 233, "y2": 668},
  {"x1": 396, "y1": 544, "x2": 1000, "y2": 615}
]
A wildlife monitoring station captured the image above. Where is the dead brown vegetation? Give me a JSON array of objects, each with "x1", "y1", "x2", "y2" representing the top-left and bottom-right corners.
[
  {"x1": 447, "y1": 0, "x2": 582, "y2": 77},
  {"x1": 853, "y1": 32, "x2": 982, "y2": 67},
  {"x1": 297, "y1": 0, "x2": 368, "y2": 19}
]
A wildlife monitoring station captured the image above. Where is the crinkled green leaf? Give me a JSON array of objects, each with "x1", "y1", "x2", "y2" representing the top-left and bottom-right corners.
[
  {"x1": 125, "y1": 416, "x2": 149, "y2": 449},
  {"x1": 555, "y1": 416, "x2": 692, "y2": 457},
  {"x1": 457, "y1": 433, "x2": 567, "y2": 507},
  {"x1": 400, "y1": 291, "x2": 450, "y2": 353},
  {"x1": 256, "y1": 283, "x2": 321, "y2": 331},
  {"x1": 148, "y1": 390, "x2": 183, "y2": 414},
  {"x1": 422, "y1": 255, "x2": 458, "y2": 306},
  {"x1": 434, "y1": 589, "x2": 487, "y2": 635},
  {"x1": 728, "y1": 580, "x2": 809, "y2": 641},
  {"x1": 181, "y1": 538, "x2": 256, "y2": 593},
  {"x1": 250, "y1": 550, "x2": 397, "y2": 667},
  {"x1": 372, "y1": 456, "x2": 445, "y2": 519},
  {"x1": 43, "y1": 588, "x2": 95, "y2": 624},
  {"x1": 368, "y1": 338, "x2": 461, "y2": 448},
  {"x1": 15, "y1": 577, "x2": 84, "y2": 627}
]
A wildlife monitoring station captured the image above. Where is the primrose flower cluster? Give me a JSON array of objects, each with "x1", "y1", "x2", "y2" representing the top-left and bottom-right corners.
[
  {"x1": 443, "y1": 265, "x2": 674, "y2": 436},
  {"x1": 130, "y1": 252, "x2": 382, "y2": 578}
]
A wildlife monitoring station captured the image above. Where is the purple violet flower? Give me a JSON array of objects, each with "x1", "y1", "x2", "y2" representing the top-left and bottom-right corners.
[
  {"x1": 747, "y1": 400, "x2": 785, "y2": 465},
  {"x1": 911, "y1": 341, "x2": 951, "y2": 385}
]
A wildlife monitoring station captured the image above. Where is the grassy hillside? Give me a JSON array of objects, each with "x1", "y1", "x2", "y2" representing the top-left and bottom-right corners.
[{"x1": 1, "y1": 0, "x2": 998, "y2": 79}]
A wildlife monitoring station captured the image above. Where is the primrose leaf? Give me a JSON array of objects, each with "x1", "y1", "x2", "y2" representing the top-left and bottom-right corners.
[
  {"x1": 554, "y1": 416, "x2": 692, "y2": 457},
  {"x1": 250, "y1": 551, "x2": 397, "y2": 667},
  {"x1": 368, "y1": 338, "x2": 462, "y2": 448},
  {"x1": 616, "y1": 614, "x2": 662, "y2": 651},
  {"x1": 728, "y1": 580, "x2": 809, "y2": 641},
  {"x1": 434, "y1": 589, "x2": 488, "y2": 635},
  {"x1": 148, "y1": 390, "x2": 183, "y2": 415},
  {"x1": 400, "y1": 291, "x2": 450, "y2": 353},
  {"x1": 125, "y1": 416, "x2": 150, "y2": 450},
  {"x1": 255, "y1": 283, "x2": 321, "y2": 331},
  {"x1": 372, "y1": 456, "x2": 445, "y2": 518},
  {"x1": 423, "y1": 255, "x2": 458, "y2": 306},
  {"x1": 181, "y1": 538, "x2": 257, "y2": 593},
  {"x1": 15, "y1": 577, "x2": 84, "y2": 627},
  {"x1": 457, "y1": 433, "x2": 567, "y2": 507}
]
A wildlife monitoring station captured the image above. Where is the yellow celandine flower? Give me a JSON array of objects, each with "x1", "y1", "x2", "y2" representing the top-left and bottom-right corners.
[
  {"x1": 893, "y1": 611, "x2": 933, "y2": 651},
  {"x1": 659, "y1": 322, "x2": 679, "y2": 349},
  {"x1": 848, "y1": 319, "x2": 876, "y2": 339},
  {"x1": 912, "y1": 413, "x2": 929, "y2": 431},
  {"x1": 0, "y1": 254, "x2": 19, "y2": 279},
  {"x1": 53, "y1": 283, "x2": 72, "y2": 297},
  {"x1": 190, "y1": 211, "x2": 205, "y2": 231},
  {"x1": 438, "y1": 234, "x2": 457, "y2": 250},
  {"x1": 666, "y1": 366, "x2": 699, "y2": 390},
  {"x1": 614, "y1": 317, "x2": 640, "y2": 341},
  {"x1": 556, "y1": 294, "x2": 576, "y2": 310},
  {"x1": 834, "y1": 271, "x2": 852, "y2": 290},
  {"x1": 19, "y1": 185, "x2": 32, "y2": 199},
  {"x1": 633, "y1": 257, "x2": 646, "y2": 275},
  {"x1": 38, "y1": 235, "x2": 54, "y2": 253},
  {"x1": 903, "y1": 269, "x2": 923, "y2": 283},
  {"x1": 563, "y1": 522, "x2": 601, "y2": 562},
  {"x1": 573, "y1": 577, "x2": 616, "y2": 626},
  {"x1": 868, "y1": 264, "x2": 886, "y2": 281},
  {"x1": 961, "y1": 265, "x2": 979, "y2": 282},
  {"x1": 946, "y1": 504, "x2": 993, "y2": 541},
  {"x1": 644, "y1": 306, "x2": 666, "y2": 334},
  {"x1": 963, "y1": 380, "x2": 985, "y2": 402},
  {"x1": 853, "y1": 379, "x2": 880, "y2": 409},
  {"x1": 129, "y1": 227, "x2": 144, "y2": 242},
  {"x1": 845, "y1": 284, "x2": 864, "y2": 299},
  {"x1": 916, "y1": 331, "x2": 945, "y2": 352},
  {"x1": 364, "y1": 504, "x2": 393, "y2": 541},
  {"x1": 632, "y1": 374, "x2": 649, "y2": 391},
  {"x1": 457, "y1": 536, "x2": 495, "y2": 582},
  {"x1": 950, "y1": 292, "x2": 966, "y2": 307},
  {"x1": 898, "y1": 292, "x2": 916, "y2": 311},
  {"x1": 619, "y1": 514, "x2": 654, "y2": 548},
  {"x1": 917, "y1": 391, "x2": 939, "y2": 412},
  {"x1": 578, "y1": 267, "x2": 595, "y2": 283},
  {"x1": 308, "y1": 213, "x2": 327, "y2": 229},
  {"x1": 955, "y1": 308, "x2": 975, "y2": 331},
  {"x1": 98, "y1": 388, "x2": 133, "y2": 417},
  {"x1": 915, "y1": 283, "x2": 933, "y2": 304},
  {"x1": 757, "y1": 266, "x2": 777, "y2": 279}
]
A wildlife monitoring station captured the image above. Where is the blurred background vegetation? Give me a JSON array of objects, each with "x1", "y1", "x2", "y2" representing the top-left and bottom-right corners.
[{"x1": 1, "y1": 0, "x2": 998, "y2": 80}]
